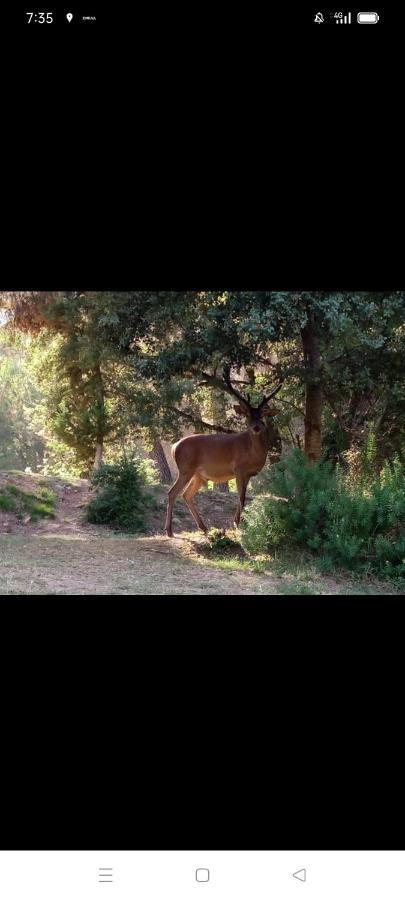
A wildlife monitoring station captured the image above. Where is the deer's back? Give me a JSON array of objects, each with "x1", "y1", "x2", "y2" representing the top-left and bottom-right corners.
[{"x1": 172, "y1": 431, "x2": 265, "y2": 479}]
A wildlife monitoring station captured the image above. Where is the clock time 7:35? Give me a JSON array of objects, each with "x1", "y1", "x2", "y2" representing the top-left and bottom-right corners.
[{"x1": 26, "y1": 11, "x2": 54, "y2": 23}]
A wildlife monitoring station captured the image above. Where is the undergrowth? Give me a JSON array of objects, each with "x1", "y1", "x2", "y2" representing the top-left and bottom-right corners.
[
  {"x1": 0, "y1": 484, "x2": 55, "y2": 520},
  {"x1": 86, "y1": 455, "x2": 151, "y2": 533},
  {"x1": 240, "y1": 449, "x2": 405, "y2": 583}
]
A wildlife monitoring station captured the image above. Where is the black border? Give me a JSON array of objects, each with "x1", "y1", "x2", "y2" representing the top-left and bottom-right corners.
[
  {"x1": 1, "y1": 595, "x2": 403, "y2": 848},
  {"x1": 1, "y1": 9, "x2": 404, "y2": 851}
]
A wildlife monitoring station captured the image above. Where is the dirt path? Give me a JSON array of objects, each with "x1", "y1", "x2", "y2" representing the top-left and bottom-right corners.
[
  {"x1": 0, "y1": 533, "x2": 285, "y2": 595},
  {"x1": 0, "y1": 475, "x2": 278, "y2": 594},
  {"x1": 0, "y1": 472, "x2": 94, "y2": 537},
  {"x1": 0, "y1": 473, "x2": 242, "y2": 538},
  {"x1": 0, "y1": 473, "x2": 401, "y2": 595},
  {"x1": 0, "y1": 474, "x2": 268, "y2": 594}
]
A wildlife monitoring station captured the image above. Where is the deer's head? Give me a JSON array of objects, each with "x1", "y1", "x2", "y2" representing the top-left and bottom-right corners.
[
  {"x1": 233, "y1": 397, "x2": 278, "y2": 437},
  {"x1": 221, "y1": 365, "x2": 281, "y2": 439}
]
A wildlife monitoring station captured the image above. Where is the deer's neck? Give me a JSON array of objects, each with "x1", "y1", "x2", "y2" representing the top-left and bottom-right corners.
[{"x1": 248, "y1": 430, "x2": 268, "y2": 462}]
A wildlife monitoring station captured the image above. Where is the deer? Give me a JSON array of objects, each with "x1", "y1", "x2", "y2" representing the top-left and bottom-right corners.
[{"x1": 165, "y1": 374, "x2": 282, "y2": 538}]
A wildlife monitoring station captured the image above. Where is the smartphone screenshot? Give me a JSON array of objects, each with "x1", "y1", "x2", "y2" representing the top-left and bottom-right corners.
[{"x1": 0, "y1": 4, "x2": 402, "y2": 898}]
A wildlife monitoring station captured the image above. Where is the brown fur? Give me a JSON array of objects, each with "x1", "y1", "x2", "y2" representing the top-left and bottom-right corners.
[{"x1": 165, "y1": 406, "x2": 278, "y2": 537}]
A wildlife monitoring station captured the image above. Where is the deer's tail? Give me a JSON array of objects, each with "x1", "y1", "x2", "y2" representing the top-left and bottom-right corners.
[{"x1": 171, "y1": 440, "x2": 180, "y2": 474}]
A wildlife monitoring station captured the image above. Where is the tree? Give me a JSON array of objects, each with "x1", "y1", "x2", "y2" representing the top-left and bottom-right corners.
[
  {"x1": 209, "y1": 389, "x2": 229, "y2": 491},
  {"x1": 2, "y1": 292, "x2": 130, "y2": 472},
  {"x1": 119, "y1": 290, "x2": 405, "y2": 465},
  {"x1": 0, "y1": 332, "x2": 45, "y2": 470},
  {"x1": 3, "y1": 290, "x2": 404, "y2": 473},
  {"x1": 150, "y1": 439, "x2": 172, "y2": 483},
  {"x1": 300, "y1": 305, "x2": 322, "y2": 462}
]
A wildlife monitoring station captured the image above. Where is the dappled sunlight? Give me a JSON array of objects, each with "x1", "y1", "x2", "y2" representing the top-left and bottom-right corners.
[{"x1": 2, "y1": 291, "x2": 405, "y2": 594}]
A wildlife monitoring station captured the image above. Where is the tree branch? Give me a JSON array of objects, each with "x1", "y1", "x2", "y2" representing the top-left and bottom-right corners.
[
  {"x1": 275, "y1": 398, "x2": 305, "y2": 416},
  {"x1": 255, "y1": 355, "x2": 279, "y2": 368},
  {"x1": 259, "y1": 380, "x2": 284, "y2": 404},
  {"x1": 198, "y1": 366, "x2": 283, "y2": 409},
  {"x1": 322, "y1": 387, "x2": 351, "y2": 433},
  {"x1": 198, "y1": 368, "x2": 251, "y2": 409},
  {"x1": 199, "y1": 372, "x2": 230, "y2": 391},
  {"x1": 170, "y1": 407, "x2": 234, "y2": 434},
  {"x1": 223, "y1": 364, "x2": 252, "y2": 407},
  {"x1": 286, "y1": 422, "x2": 297, "y2": 447}
]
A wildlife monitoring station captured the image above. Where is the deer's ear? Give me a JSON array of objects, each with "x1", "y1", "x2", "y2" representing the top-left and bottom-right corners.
[
  {"x1": 233, "y1": 404, "x2": 246, "y2": 416},
  {"x1": 261, "y1": 406, "x2": 277, "y2": 417}
]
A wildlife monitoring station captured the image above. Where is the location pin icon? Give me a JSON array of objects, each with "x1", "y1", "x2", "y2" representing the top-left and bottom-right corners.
[{"x1": 66, "y1": 12, "x2": 73, "y2": 22}]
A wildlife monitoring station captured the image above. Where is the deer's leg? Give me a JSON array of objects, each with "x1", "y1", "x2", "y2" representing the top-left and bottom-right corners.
[
  {"x1": 166, "y1": 473, "x2": 194, "y2": 537},
  {"x1": 234, "y1": 474, "x2": 249, "y2": 527},
  {"x1": 182, "y1": 474, "x2": 207, "y2": 534}
]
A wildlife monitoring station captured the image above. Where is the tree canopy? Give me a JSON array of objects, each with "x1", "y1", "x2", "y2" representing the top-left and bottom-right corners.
[{"x1": 1, "y1": 290, "x2": 405, "y2": 475}]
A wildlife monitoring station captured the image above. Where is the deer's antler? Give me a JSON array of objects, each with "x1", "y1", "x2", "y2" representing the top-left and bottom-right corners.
[
  {"x1": 222, "y1": 365, "x2": 252, "y2": 409},
  {"x1": 258, "y1": 381, "x2": 284, "y2": 406}
]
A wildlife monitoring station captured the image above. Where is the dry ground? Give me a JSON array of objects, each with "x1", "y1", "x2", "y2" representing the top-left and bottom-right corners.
[{"x1": 0, "y1": 472, "x2": 401, "y2": 595}]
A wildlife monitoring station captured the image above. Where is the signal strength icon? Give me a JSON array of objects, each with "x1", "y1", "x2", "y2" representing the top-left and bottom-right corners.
[{"x1": 336, "y1": 11, "x2": 352, "y2": 23}]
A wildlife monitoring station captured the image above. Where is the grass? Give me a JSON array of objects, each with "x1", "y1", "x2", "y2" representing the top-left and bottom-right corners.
[
  {"x1": 277, "y1": 583, "x2": 319, "y2": 595},
  {"x1": 0, "y1": 484, "x2": 56, "y2": 521},
  {"x1": 183, "y1": 528, "x2": 402, "y2": 595},
  {"x1": 1, "y1": 473, "x2": 402, "y2": 595},
  {"x1": 0, "y1": 528, "x2": 401, "y2": 595},
  {"x1": 0, "y1": 534, "x2": 275, "y2": 595},
  {"x1": 195, "y1": 532, "x2": 316, "y2": 577},
  {"x1": 4, "y1": 469, "x2": 80, "y2": 486},
  {"x1": 198, "y1": 551, "x2": 320, "y2": 591},
  {"x1": 0, "y1": 493, "x2": 16, "y2": 511},
  {"x1": 203, "y1": 556, "x2": 254, "y2": 572}
]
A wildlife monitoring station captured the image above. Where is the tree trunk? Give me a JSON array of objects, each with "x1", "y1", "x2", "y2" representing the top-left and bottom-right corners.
[
  {"x1": 94, "y1": 441, "x2": 103, "y2": 469},
  {"x1": 209, "y1": 388, "x2": 229, "y2": 491},
  {"x1": 92, "y1": 363, "x2": 106, "y2": 471},
  {"x1": 301, "y1": 310, "x2": 322, "y2": 463},
  {"x1": 151, "y1": 439, "x2": 172, "y2": 483}
]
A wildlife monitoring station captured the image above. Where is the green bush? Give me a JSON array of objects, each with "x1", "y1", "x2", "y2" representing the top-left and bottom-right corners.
[
  {"x1": 0, "y1": 492, "x2": 16, "y2": 511},
  {"x1": 30, "y1": 501, "x2": 55, "y2": 520},
  {"x1": 206, "y1": 527, "x2": 242, "y2": 555},
  {"x1": 240, "y1": 449, "x2": 405, "y2": 579},
  {"x1": 86, "y1": 455, "x2": 150, "y2": 533},
  {"x1": 0, "y1": 483, "x2": 55, "y2": 519},
  {"x1": 5, "y1": 484, "x2": 21, "y2": 496}
]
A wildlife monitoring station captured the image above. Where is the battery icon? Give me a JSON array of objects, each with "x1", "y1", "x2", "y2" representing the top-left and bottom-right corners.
[{"x1": 357, "y1": 12, "x2": 379, "y2": 23}]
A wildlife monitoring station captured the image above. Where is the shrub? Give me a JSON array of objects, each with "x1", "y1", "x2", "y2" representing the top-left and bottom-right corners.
[
  {"x1": 0, "y1": 492, "x2": 16, "y2": 511},
  {"x1": 248, "y1": 459, "x2": 278, "y2": 496},
  {"x1": 240, "y1": 449, "x2": 405, "y2": 580},
  {"x1": 206, "y1": 527, "x2": 242, "y2": 555},
  {"x1": 86, "y1": 455, "x2": 150, "y2": 533},
  {"x1": 0, "y1": 484, "x2": 55, "y2": 519},
  {"x1": 30, "y1": 501, "x2": 56, "y2": 520}
]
